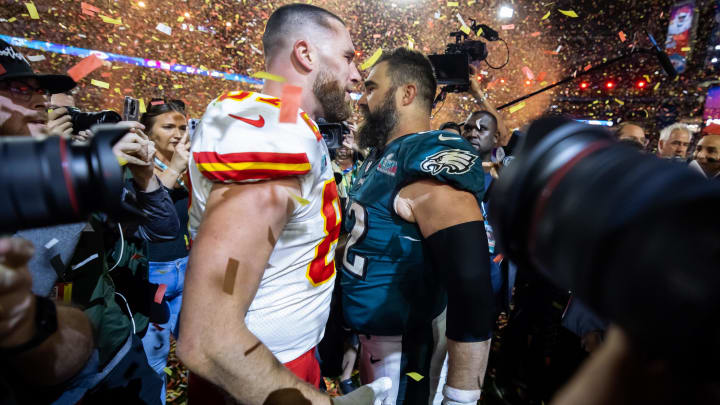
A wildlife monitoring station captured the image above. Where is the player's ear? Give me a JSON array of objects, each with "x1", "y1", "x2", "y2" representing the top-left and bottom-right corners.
[
  {"x1": 291, "y1": 39, "x2": 313, "y2": 73},
  {"x1": 401, "y1": 83, "x2": 418, "y2": 107}
]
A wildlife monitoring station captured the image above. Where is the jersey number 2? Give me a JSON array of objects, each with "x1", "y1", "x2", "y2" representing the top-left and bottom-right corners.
[
  {"x1": 342, "y1": 202, "x2": 368, "y2": 279},
  {"x1": 306, "y1": 180, "x2": 342, "y2": 286}
]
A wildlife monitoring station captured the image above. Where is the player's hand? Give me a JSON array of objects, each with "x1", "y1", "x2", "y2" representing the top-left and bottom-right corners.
[
  {"x1": 331, "y1": 377, "x2": 392, "y2": 405},
  {"x1": 47, "y1": 107, "x2": 73, "y2": 137},
  {"x1": 0, "y1": 237, "x2": 36, "y2": 348}
]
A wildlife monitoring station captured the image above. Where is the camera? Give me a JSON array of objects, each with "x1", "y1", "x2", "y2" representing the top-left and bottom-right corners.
[
  {"x1": 489, "y1": 116, "x2": 720, "y2": 375},
  {"x1": 317, "y1": 119, "x2": 350, "y2": 151},
  {"x1": 429, "y1": 20, "x2": 498, "y2": 93},
  {"x1": 0, "y1": 125, "x2": 130, "y2": 232},
  {"x1": 66, "y1": 107, "x2": 122, "y2": 133}
]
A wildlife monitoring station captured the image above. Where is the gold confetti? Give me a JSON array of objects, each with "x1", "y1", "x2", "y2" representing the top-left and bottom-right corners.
[
  {"x1": 251, "y1": 71, "x2": 286, "y2": 82},
  {"x1": 459, "y1": 25, "x2": 471, "y2": 35},
  {"x1": 614, "y1": 98, "x2": 624, "y2": 105},
  {"x1": 7, "y1": 17, "x2": 17, "y2": 23},
  {"x1": 681, "y1": 47, "x2": 691, "y2": 52},
  {"x1": 541, "y1": 11, "x2": 551, "y2": 20},
  {"x1": 360, "y1": 48, "x2": 383, "y2": 71},
  {"x1": 447, "y1": 1, "x2": 459, "y2": 6},
  {"x1": 139, "y1": 98, "x2": 146, "y2": 114},
  {"x1": 558, "y1": 9, "x2": 579, "y2": 18},
  {"x1": 291, "y1": 193, "x2": 310, "y2": 206},
  {"x1": 406, "y1": 372, "x2": 424, "y2": 382},
  {"x1": 100, "y1": 15, "x2": 122, "y2": 25},
  {"x1": 116, "y1": 156, "x2": 128, "y2": 166},
  {"x1": 90, "y1": 79, "x2": 109, "y2": 89},
  {"x1": 163, "y1": 367, "x2": 172, "y2": 376},
  {"x1": 25, "y1": 2, "x2": 39, "y2": 19},
  {"x1": 508, "y1": 101, "x2": 526, "y2": 114}
]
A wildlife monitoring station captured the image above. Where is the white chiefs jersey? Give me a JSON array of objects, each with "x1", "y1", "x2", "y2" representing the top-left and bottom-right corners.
[{"x1": 188, "y1": 91, "x2": 341, "y2": 363}]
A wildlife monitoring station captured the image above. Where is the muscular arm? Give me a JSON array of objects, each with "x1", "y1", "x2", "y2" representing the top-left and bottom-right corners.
[
  {"x1": 176, "y1": 178, "x2": 331, "y2": 405},
  {"x1": 396, "y1": 180, "x2": 491, "y2": 391}
]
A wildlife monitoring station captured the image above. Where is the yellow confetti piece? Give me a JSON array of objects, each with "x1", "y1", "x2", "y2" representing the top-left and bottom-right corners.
[
  {"x1": 468, "y1": 0, "x2": 476, "y2": 5},
  {"x1": 614, "y1": 98, "x2": 625, "y2": 105},
  {"x1": 681, "y1": 47, "x2": 691, "y2": 52},
  {"x1": 508, "y1": 101, "x2": 526, "y2": 114},
  {"x1": 25, "y1": 2, "x2": 39, "y2": 19},
  {"x1": 643, "y1": 75, "x2": 651, "y2": 83},
  {"x1": 251, "y1": 71, "x2": 287, "y2": 82},
  {"x1": 7, "y1": 17, "x2": 17, "y2": 23},
  {"x1": 117, "y1": 156, "x2": 128, "y2": 166},
  {"x1": 177, "y1": 16, "x2": 185, "y2": 22},
  {"x1": 540, "y1": 81, "x2": 548, "y2": 86},
  {"x1": 654, "y1": 82, "x2": 661, "y2": 91},
  {"x1": 139, "y1": 98, "x2": 146, "y2": 114},
  {"x1": 447, "y1": 1, "x2": 459, "y2": 6},
  {"x1": 476, "y1": 27, "x2": 483, "y2": 36},
  {"x1": 459, "y1": 25, "x2": 471, "y2": 35},
  {"x1": 291, "y1": 193, "x2": 310, "y2": 206},
  {"x1": 163, "y1": 367, "x2": 172, "y2": 376},
  {"x1": 90, "y1": 79, "x2": 109, "y2": 89},
  {"x1": 541, "y1": 11, "x2": 551, "y2": 20},
  {"x1": 407, "y1": 372, "x2": 424, "y2": 382},
  {"x1": 558, "y1": 9, "x2": 579, "y2": 18},
  {"x1": 100, "y1": 15, "x2": 122, "y2": 25},
  {"x1": 360, "y1": 48, "x2": 383, "y2": 71},
  {"x1": 173, "y1": 84, "x2": 183, "y2": 89}
]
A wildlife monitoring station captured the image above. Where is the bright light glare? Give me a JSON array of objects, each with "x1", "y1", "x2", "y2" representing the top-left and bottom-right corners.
[
  {"x1": 184, "y1": 12, "x2": 190, "y2": 17},
  {"x1": 499, "y1": 6, "x2": 514, "y2": 19},
  {"x1": 138, "y1": 1, "x2": 145, "y2": 7},
  {"x1": 713, "y1": 57, "x2": 719, "y2": 64}
]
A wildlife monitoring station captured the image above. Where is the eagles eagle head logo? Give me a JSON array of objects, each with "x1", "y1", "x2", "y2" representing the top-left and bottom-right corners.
[{"x1": 420, "y1": 149, "x2": 477, "y2": 175}]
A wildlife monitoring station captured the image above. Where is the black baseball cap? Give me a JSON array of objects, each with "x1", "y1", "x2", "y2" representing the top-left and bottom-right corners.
[{"x1": 0, "y1": 39, "x2": 75, "y2": 94}]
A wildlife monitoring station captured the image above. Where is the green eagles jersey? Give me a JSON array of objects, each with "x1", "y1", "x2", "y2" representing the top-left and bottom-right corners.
[{"x1": 340, "y1": 130, "x2": 486, "y2": 335}]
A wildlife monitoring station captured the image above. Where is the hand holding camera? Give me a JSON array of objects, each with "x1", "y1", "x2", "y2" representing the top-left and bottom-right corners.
[{"x1": 111, "y1": 122, "x2": 159, "y2": 192}]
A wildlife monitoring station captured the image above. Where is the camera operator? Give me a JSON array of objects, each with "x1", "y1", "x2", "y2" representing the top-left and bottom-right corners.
[
  {"x1": 0, "y1": 40, "x2": 178, "y2": 404},
  {"x1": 657, "y1": 122, "x2": 691, "y2": 159},
  {"x1": 48, "y1": 89, "x2": 95, "y2": 143}
]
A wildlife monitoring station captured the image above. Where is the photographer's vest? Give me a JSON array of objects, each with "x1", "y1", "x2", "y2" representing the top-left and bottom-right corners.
[{"x1": 53, "y1": 215, "x2": 150, "y2": 366}]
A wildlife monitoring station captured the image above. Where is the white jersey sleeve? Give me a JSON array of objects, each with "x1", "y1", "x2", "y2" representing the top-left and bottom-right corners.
[{"x1": 187, "y1": 91, "x2": 341, "y2": 364}]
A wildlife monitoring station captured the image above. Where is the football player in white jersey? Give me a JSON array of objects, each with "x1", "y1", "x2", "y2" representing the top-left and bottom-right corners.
[{"x1": 177, "y1": 4, "x2": 390, "y2": 405}]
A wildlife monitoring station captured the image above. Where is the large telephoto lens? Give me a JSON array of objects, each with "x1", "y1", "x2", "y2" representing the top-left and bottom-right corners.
[
  {"x1": 489, "y1": 116, "x2": 720, "y2": 372},
  {"x1": 0, "y1": 125, "x2": 128, "y2": 232}
]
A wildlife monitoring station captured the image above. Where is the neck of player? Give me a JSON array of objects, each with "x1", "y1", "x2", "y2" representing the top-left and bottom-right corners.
[{"x1": 384, "y1": 111, "x2": 431, "y2": 146}]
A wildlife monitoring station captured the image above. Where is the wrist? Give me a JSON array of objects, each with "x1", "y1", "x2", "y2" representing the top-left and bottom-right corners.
[
  {"x1": 0, "y1": 294, "x2": 36, "y2": 348},
  {"x1": 442, "y1": 385, "x2": 481, "y2": 405}
]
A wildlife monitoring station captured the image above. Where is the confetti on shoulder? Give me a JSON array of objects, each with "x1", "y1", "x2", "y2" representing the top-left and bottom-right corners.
[
  {"x1": 406, "y1": 372, "x2": 424, "y2": 382},
  {"x1": 360, "y1": 48, "x2": 383, "y2": 71},
  {"x1": 251, "y1": 71, "x2": 286, "y2": 82}
]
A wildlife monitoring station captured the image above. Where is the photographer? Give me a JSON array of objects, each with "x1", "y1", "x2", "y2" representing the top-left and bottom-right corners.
[{"x1": 0, "y1": 40, "x2": 178, "y2": 404}]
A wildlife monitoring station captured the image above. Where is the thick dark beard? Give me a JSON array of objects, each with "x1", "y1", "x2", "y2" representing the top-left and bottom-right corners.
[
  {"x1": 312, "y1": 70, "x2": 351, "y2": 122},
  {"x1": 358, "y1": 90, "x2": 398, "y2": 150}
]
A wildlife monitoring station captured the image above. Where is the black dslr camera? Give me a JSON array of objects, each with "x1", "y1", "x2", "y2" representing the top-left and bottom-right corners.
[
  {"x1": 65, "y1": 107, "x2": 122, "y2": 133},
  {"x1": 428, "y1": 20, "x2": 498, "y2": 93}
]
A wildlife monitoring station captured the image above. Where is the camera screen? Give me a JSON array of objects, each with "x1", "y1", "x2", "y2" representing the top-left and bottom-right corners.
[{"x1": 428, "y1": 54, "x2": 470, "y2": 86}]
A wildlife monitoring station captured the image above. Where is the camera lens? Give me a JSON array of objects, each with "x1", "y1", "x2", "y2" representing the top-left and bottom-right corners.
[
  {"x1": 0, "y1": 125, "x2": 127, "y2": 232},
  {"x1": 489, "y1": 116, "x2": 720, "y2": 370}
]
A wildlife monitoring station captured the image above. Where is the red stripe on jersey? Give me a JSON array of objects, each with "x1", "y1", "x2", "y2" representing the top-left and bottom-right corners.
[
  {"x1": 200, "y1": 168, "x2": 311, "y2": 182},
  {"x1": 193, "y1": 151, "x2": 310, "y2": 165}
]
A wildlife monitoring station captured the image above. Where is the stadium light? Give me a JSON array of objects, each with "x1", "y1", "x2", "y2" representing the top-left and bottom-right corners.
[
  {"x1": 579, "y1": 81, "x2": 590, "y2": 90},
  {"x1": 499, "y1": 6, "x2": 514, "y2": 19},
  {"x1": 605, "y1": 80, "x2": 616, "y2": 89},
  {"x1": 635, "y1": 79, "x2": 647, "y2": 89}
]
